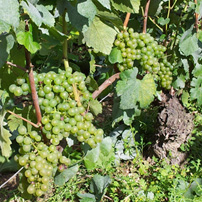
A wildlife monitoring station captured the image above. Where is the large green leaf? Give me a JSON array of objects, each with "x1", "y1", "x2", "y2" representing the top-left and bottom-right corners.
[
  {"x1": 17, "y1": 31, "x2": 40, "y2": 54},
  {"x1": 0, "y1": 0, "x2": 19, "y2": 34},
  {"x1": 57, "y1": 0, "x2": 94, "y2": 32},
  {"x1": 77, "y1": 0, "x2": 97, "y2": 23},
  {"x1": 0, "y1": 110, "x2": 12, "y2": 158},
  {"x1": 190, "y1": 76, "x2": 202, "y2": 105},
  {"x1": 112, "y1": 93, "x2": 140, "y2": 126},
  {"x1": 116, "y1": 68, "x2": 156, "y2": 110},
  {"x1": 54, "y1": 164, "x2": 79, "y2": 186},
  {"x1": 179, "y1": 26, "x2": 199, "y2": 56},
  {"x1": 36, "y1": 4, "x2": 55, "y2": 27},
  {"x1": 21, "y1": 1, "x2": 43, "y2": 27},
  {"x1": 21, "y1": 1, "x2": 55, "y2": 27},
  {"x1": 90, "y1": 174, "x2": 111, "y2": 201},
  {"x1": 83, "y1": 16, "x2": 116, "y2": 54},
  {"x1": 84, "y1": 137, "x2": 114, "y2": 170},
  {"x1": 0, "y1": 34, "x2": 15, "y2": 68}
]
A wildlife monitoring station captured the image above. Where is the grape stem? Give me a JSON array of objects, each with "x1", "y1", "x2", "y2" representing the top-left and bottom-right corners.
[
  {"x1": 72, "y1": 83, "x2": 82, "y2": 107},
  {"x1": 6, "y1": 61, "x2": 27, "y2": 72},
  {"x1": 123, "y1": 13, "x2": 131, "y2": 29},
  {"x1": 7, "y1": 110, "x2": 40, "y2": 128},
  {"x1": 92, "y1": 73, "x2": 120, "y2": 99},
  {"x1": 195, "y1": 0, "x2": 199, "y2": 32},
  {"x1": 63, "y1": 9, "x2": 70, "y2": 70},
  {"x1": 148, "y1": 17, "x2": 163, "y2": 32},
  {"x1": 143, "y1": 0, "x2": 151, "y2": 34},
  {"x1": 24, "y1": 21, "x2": 42, "y2": 126},
  {"x1": 24, "y1": 21, "x2": 48, "y2": 143}
]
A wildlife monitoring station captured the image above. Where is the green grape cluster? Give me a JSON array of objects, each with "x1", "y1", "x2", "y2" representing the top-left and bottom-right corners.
[
  {"x1": 9, "y1": 77, "x2": 29, "y2": 96},
  {"x1": 114, "y1": 28, "x2": 173, "y2": 89},
  {"x1": 9, "y1": 67, "x2": 104, "y2": 148},
  {"x1": 9, "y1": 67, "x2": 104, "y2": 197},
  {"x1": 34, "y1": 68, "x2": 104, "y2": 148},
  {"x1": 15, "y1": 125, "x2": 71, "y2": 197}
]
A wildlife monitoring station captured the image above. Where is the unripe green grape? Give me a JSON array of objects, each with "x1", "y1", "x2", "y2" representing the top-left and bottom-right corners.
[
  {"x1": 35, "y1": 135, "x2": 42, "y2": 142},
  {"x1": 52, "y1": 138, "x2": 60, "y2": 145},
  {"x1": 77, "y1": 135, "x2": 85, "y2": 142},
  {"x1": 49, "y1": 145, "x2": 56, "y2": 152},
  {"x1": 42, "y1": 116, "x2": 49, "y2": 125},
  {"x1": 52, "y1": 126, "x2": 60, "y2": 134},
  {"x1": 27, "y1": 184, "x2": 36, "y2": 194},
  {"x1": 23, "y1": 137, "x2": 32, "y2": 145},
  {"x1": 94, "y1": 134, "x2": 103, "y2": 143},
  {"x1": 30, "y1": 131, "x2": 38, "y2": 139},
  {"x1": 9, "y1": 84, "x2": 17, "y2": 93},
  {"x1": 71, "y1": 126, "x2": 78, "y2": 134},
  {"x1": 19, "y1": 157, "x2": 27, "y2": 166},
  {"x1": 44, "y1": 77, "x2": 51, "y2": 85},
  {"x1": 35, "y1": 189, "x2": 43, "y2": 197},
  {"x1": 25, "y1": 169, "x2": 32, "y2": 178},
  {"x1": 14, "y1": 87, "x2": 23, "y2": 96},
  {"x1": 18, "y1": 125, "x2": 27, "y2": 135},
  {"x1": 44, "y1": 123, "x2": 52, "y2": 131},
  {"x1": 16, "y1": 77, "x2": 25, "y2": 85},
  {"x1": 45, "y1": 92, "x2": 54, "y2": 100},
  {"x1": 21, "y1": 83, "x2": 29, "y2": 92},
  {"x1": 16, "y1": 135, "x2": 24, "y2": 144},
  {"x1": 114, "y1": 39, "x2": 120, "y2": 46},
  {"x1": 87, "y1": 138, "x2": 96, "y2": 148}
]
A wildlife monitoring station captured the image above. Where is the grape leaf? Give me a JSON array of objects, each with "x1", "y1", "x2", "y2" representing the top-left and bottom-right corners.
[
  {"x1": 77, "y1": 193, "x2": 96, "y2": 202},
  {"x1": 77, "y1": 0, "x2": 97, "y2": 23},
  {"x1": 190, "y1": 76, "x2": 202, "y2": 105},
  {"x1": 7, "y1": 114, "x2": 23, "y2": 132},
  {"x1": 89, "y1": 100, "x2": 102, "y2": 116},
  {"x1": 21, "y1": 1, "x2": 43, "y2": 27},
  {"x1": 0, "y1": 0, "x2": 20, "y2": 33},
  {"x1": 96, "y1": 0, "x2": 111, "y2": 10},
  {"x1": 131, "y1": 0, "x2": 140, "y2": 13},
  {"x1": 36, "y1": 4, "x2": 55, "y2": 27},
  {"x1": 0, "y1": 34, "x2": 15, "y2": 68},
  {"x1": 84, "y1": 137, "x2": 114, "y2": 170},
  {"x1": 179, "y1": 26, "x2": 199, "y2": 56},
  {"x1": 90, "y1": 174, "x2": 111, "y2": 200},
  {"x1": 112, "y1": 94, "x2": 140, "y2": 126},
  {"x1": 54, "y1": 164, "x2": 79, "y2": 186},
  {"x1": 108, "y1": 47, "x2": 123, "y2": 64},
  {"x1": 17, "y1": 31, "x2": 40, "y2": 54},
  {"x1": 0, "y1": 110, "x2": 12, "y2": 158},
  {"x1": 111, "y1": 0, "x2": 138, "y2": 13},
  {"x1": 158, "y1": 17, "x2": 170, "y2": 25},
  {"x1": 21, "y1": 1, "x2": 55, "y2": 27},
  {"x1": 116, "y1": 68, "x2": 156, "y2": 110},
  {"x1": 97, "y1": 11, "x2": 123, "y2": 28},
  {"x1": 0, "y1": 20, "x2": 11, "y2": 34},
  {"x1": 57, "y1": 1, "x2": 92, "y2": 32},
  {"x1": 83, "y1": 16, "x2": 116, "y2": 54}
]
